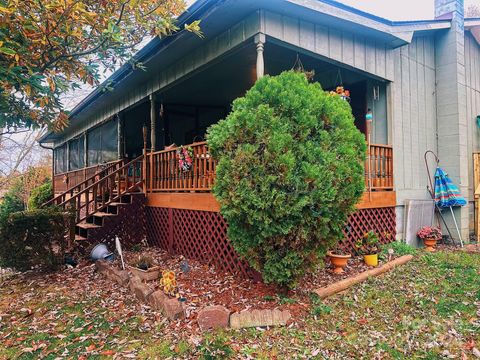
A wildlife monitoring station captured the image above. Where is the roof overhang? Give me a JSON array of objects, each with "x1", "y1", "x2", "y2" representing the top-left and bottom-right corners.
[
  {"x1": 466, "y1": 18, "x2": 480, "y2": 45},
  {"x1": 284, "y1": 0, "x2": 451, "y2": 47},
  {"x1": 40, "y1": 0, "x2": 453, "y2": 145}
]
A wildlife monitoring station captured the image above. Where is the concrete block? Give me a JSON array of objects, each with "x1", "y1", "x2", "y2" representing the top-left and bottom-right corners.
[{"x1": 230, "y1": 309, "x2": 291, "y2": 329}]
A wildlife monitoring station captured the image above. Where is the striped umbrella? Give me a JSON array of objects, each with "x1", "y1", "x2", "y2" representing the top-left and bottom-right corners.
[
  {"x1": 433, "y1": 167, "x2": 466, "y2": 246},
  {"x1": 434, "y1": 167, "x2": 467, "y2": 208}
]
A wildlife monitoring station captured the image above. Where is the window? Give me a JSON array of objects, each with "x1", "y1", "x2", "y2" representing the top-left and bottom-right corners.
[
  {"x1": 68, "y1": 135, "x2": 85, "y2": 170},
  {"x1": 54, "y1": 144, "x2": 67, "y2": 174},
  {"x1": 87, "y1": 118, "x2": 118, "y2": 166}
]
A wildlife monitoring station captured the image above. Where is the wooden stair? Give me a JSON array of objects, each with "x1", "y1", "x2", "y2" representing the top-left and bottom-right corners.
[{"x1": 74, "y1": 194, "x2": 134, "y2": 241}]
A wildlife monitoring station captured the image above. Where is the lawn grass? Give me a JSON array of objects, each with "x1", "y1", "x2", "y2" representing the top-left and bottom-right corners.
[{"x1": 0, "y1": 251, "x2": 479, "y2": 359}]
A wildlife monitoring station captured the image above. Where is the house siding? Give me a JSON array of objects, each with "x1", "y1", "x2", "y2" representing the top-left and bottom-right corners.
[
  {"x1": 465, "y1": 31, "x2": 480, "y2": 200},
  {"x1": 261, "y1": 10, "x2": 395, "y2": 81},
  {"x1": 464, "y1": 31, "x2": 480, "y2": 231},
  {"x1": 392, "y1": 35, "x2": 438, "y2": 202},
  {"x1": 391, "y1": 35, "x2": 438, "y2": 239}
]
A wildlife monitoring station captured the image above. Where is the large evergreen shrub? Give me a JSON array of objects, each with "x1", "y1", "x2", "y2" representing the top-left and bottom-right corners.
[
  {"x1": 28, "y1": 181, "x2": 53, "y2": 209},
  {"x1": 0, "y1": 208, "x2": 72, "y2": 271},
  {"x1": 207, "y1": 71, "x2": 366, "y2": 288}
]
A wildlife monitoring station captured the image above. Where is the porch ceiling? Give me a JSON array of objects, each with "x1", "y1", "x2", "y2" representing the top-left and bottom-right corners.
[
  {"x1": 159, "y1": 44, "x2": 257, "y2": 107},
  {"x1": 156, "y1": 41, "x2": 377, "y2": 109}
]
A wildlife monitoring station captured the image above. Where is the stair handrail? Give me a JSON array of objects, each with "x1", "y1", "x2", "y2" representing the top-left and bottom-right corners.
[
  {"x1": 43, "y1": 159, "x2": 123, "y2": 208},
  {"x1": 60, "y1": 155, "x2": 145, "y2": 224}
]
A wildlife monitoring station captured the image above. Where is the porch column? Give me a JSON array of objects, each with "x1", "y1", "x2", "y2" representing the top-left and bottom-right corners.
[
  {"x1": 255, "y1": 33, "x2": 266, "y2": 80},
  {"x1": 66, "y1": 141, "x2": 70, "y2": 172},
  {"x1": 150, "y1": 94, "x2": 157, "y2": 152},
  {"x1": 117, "y1": 114, "x2": 122, "y2": 160},
  {"x1": 83, "y1": 131, "x2": 88, "y2": 166}
]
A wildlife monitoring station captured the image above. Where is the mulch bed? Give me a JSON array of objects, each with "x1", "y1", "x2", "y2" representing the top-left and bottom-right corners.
[{"x1": 115, "y1": 247, "x2": 400, "y2": 329}]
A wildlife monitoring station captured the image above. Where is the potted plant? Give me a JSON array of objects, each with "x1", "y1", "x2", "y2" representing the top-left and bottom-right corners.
[
  {"x1": 327, "y1": 246, "x2": 351, "y2": 274},
  {"x1": 356, "y1": 231, "x2": 380, "y2": 267},
  {"x1": 417, "y1": 226, "x2": 442, "y2": 252},
  {"x1": 128, "y1": 255, "x2": 161, "y2": 281}
]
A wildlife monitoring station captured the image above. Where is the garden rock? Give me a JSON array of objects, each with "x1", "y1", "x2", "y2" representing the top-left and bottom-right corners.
[
  {"x1": 95, "y1": 260, "x2": 110, "y2": 274},
  {"x1": 163, "y1": 298, "x2": 185, "y2": 320},
  {"x1": 129, "y1": 276, "x2": 153, "y2": 303},
  {"x1": 197, "y1": 305, "x2": 230, "y2": 331},
  {"x1": 147, "y1": 290, "x2": 168, "y2": 311},
  {"x1": 230, "y1": 309, "x2": 291, "y2": 329},
  {"x1": 95, "y1": 260, "x2": 129, "y2": 285},
  {"x1": 114, "y1": 269, "x2": 130, "y2": 286}
]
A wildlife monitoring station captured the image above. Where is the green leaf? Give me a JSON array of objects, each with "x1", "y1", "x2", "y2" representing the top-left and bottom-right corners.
[{"x1": 0, "y1": 47, "x2": 16, "y2": 55}]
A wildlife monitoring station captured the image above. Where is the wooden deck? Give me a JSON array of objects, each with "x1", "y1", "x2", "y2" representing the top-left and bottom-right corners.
[{"x1": 54, "y1": 141, "x2": 396, "y2": 210}]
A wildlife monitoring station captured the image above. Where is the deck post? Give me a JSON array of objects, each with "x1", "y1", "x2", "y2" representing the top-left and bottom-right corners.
[
  {"x1": 255, "y1": 33, "x2": 265, "y2": 80},
  {"x1": 83, "y1": 131, "x2": 88, "y2": 181},
  {"x1": 142, "y1": 126, "x2": 147, "y2": 193},
  {"x1": 150, "y1": 94, "x2": 156, "y2": 152},
  {"x1": 117, "y1": 114, "x2": 123, "y2": 160}
]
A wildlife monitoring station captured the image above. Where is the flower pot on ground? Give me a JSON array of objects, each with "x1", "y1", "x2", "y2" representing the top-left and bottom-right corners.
[
  {"x1": 356, "y1": 231, "x2": 380, "y2": 267},
  {"x1": 363, "y1": 254, "x2": 378, "y2": 267},
  {"x1": 327, "y1": 249, "x2": 351, "y2": 274},
  {"x1": 417, "y1": 226, "x2": 442, "y2": 252},
  {"x1": 129, "y1": 255, "x2": 161, "y2": 281}
]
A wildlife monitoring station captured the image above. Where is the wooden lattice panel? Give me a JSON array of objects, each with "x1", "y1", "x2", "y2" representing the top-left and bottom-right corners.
[
  {"x1": 146, "y1": 207, "x2": 170, "y2": 250},
  {"x1": 146, "y1": 207, "x2": 255, "y2": 278},
  {"x1": 79, "y1": 194, "x2": 147, "y2": 255},
  {"x1": 146, "y1": 206, "x2": 396, "y2": 279},
  {"x1": 342, "y1": 207, "x2": 396, "y2": 253}
]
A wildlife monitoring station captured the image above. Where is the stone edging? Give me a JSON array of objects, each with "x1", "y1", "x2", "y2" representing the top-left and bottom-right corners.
[
  {"x1": 95, "y1": 260, "x2": 291, "y2": 331},
  {"x1": 95, "y1": 260, "x2": 185, "y2": 320}
]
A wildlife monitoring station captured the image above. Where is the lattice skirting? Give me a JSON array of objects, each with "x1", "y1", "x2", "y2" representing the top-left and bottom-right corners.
[
  {"x1": 84, "y1": 194, "x2": 147, "y2": 253},
  {"x1": 342, "y1": 207, "x2": 397, "y2": 253},
  {"x1": 146, "y1": 208, "x2": 256, "y2": 278},
  {"x1": 146, "y1": 206, "x2": 396, "y2": 279}
]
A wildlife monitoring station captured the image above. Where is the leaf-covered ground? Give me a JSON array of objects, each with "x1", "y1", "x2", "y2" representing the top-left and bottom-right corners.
[{"x1": 0, "y1": 251, "x2": 479, "y2": 359}]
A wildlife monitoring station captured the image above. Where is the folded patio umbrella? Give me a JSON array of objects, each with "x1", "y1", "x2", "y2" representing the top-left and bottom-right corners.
[{"x1": 434, "y1": 167, "x2": 466, "y2": 246}]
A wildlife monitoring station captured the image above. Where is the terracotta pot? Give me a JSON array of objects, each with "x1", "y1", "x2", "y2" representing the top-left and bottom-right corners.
[
  {"x1": 363, "y1": 254, "x2": 378, "y2": 267},
  {"x1": 327, "y1": 251, "x2": 351, "y2": 274},
  {"x1": 423, "y1": 237, "x2": 438, "y2": 252},
  {"x1": 128, "y1": 265, "x2": 161, "y2": 281}
]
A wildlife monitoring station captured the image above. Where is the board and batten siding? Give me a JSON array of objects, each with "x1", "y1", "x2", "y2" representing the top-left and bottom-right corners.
[
  {"x1": 391, "y1": 35, "x2": 437, "y2": 238},
  {"x1": 465, "y1": 32, "x2": 480, "y2": 201},
  {"x1": 464, "y1": 31, "x2": 480, "y2": 231},
  {"x1": 260, "y1": 10, "x2": 395, "y2": 82}
]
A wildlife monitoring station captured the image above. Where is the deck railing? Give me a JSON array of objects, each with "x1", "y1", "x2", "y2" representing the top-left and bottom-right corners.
[
  {"x1": 53, "y1": 142, "x2": 393, "y2": 199},
  {"x1": 54, "y1": 156, "x2": 144, "y2": 224},
  {"x1": 146, "y1": 142, "x2": 216, "y2": 192},
  {"x1": 53, "y1": 160, "x2": 120, "y2": 193},
  {"x1": 146, "y1": 142, "x2": 393, "y2": 193},
  {"x1": 365, "y1": 144, "x2": 394, "y2": 191}
]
